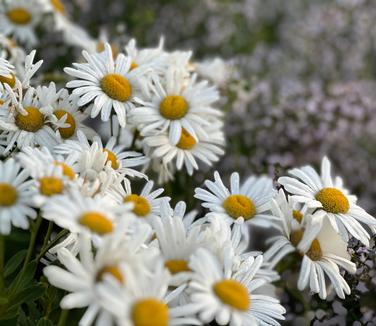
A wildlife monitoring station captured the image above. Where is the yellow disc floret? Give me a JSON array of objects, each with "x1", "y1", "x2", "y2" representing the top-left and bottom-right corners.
[
  {"x1": 159, "y1": 95, "x2": 188, "y2": 120},
  {"x1": 165, "y1": 259, "x2": 190, "y2": 275},
  {"x1": 55, "y1": 162, "x2": 76, "y2": 180},
  {"x1": 315, "y1": 187, "x2": 350, "y2": 214},
  {"x1": 79, "y1": 211, "x2": 113, "y2": 235},
  {"x1": 0, "y1": 183, "x2": 18, "y2": 206},
  {"x1": 292, "y1": 210, "x2": 303, "y2": 223},
  {"x1": 103, "y1": 149, "x2": 119, "y2": 170},
  {"x1": 100, "y1": 73, "x2": 132, "y2": 102},
  {"x1": 7, "y1": 8, "x2": 32, "y2": 25},
  {"x1": 39, "y1": 177, "x2": 64, "y2": 196},
  {"x1": 130, "y1": 62, "x2": 138, "y2": 70},
  {"x1": 176, "y1": 128, "x2": 196, "y2": 150},
  {"x1": 97, "y1": 265, "x2": 124, "y2": 283},
  {"x1": 54, "y1": 110, "x2": 76, "y2": 139},
  {"x1": 213, "y1": 279, "x2": 250, "y2": 311},
  {"x1": 124, "y1": 194, "x2": 151, "y2": 217},
  {"x1": 15, "y1": 106, "x2": 44, "y2": 132},
  {"x1": 0, "y1": 74, "x2": 16, "y2": 88},
  {"x1": 50, "y1": 0, "x2": 65, "y2": 14},
  {"x1": 290, "y1": 229, "x2": 323, "y2": 261},
  {"x1": 131, "y1": 299, "x2": 169, "y2": 326},
  {"x1": 223, "y1": 194, "x2": 256, "y2": 220}
]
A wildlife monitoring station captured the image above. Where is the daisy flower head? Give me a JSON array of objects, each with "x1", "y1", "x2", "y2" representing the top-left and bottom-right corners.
[
  {"x1": 0, "y1": 0, "x2": 42, "y2": 46},
  {"x1": 107, "y1": 177, "x2": 169, "y2": 222},
  {"x1": 195, "y1": 171, "x2": 277, "y2": 228},
  {"x1": 278, "y1": 156, "x2": 376, "y2": 246},
  {"x1": 0, "y1": 86, "x2": 60, "y2": 154},
  {"x1": 64, "y1": 43, "x2": 148, "y2": 127},
  {"x1": 0, "y1": 57, "x2": 16, "y2": 89},
  {"x1": 97, "y1": 260, "x2": 201, "y2": 326},
  {"x1": 54, "y1": 131, "x2": 148, "y2": 180},
  {"x1": 264, "y1": 189, "x2": 356, "y2": 299},
  {"x1": 41, "y1": 189, "x2": 134, "y2": 238},
  {"x1": 43, "y1": 231, "x2": 154, "y2": 326},
  {"x1": 130, "y1": 65, "x2": 221, "y2": 145},
  {"x1": 0, "y1": 158, "x2": 37, "y2": 234},
  {"x1": 188, "y1": 248, "x2": 286, "y2": 326},
  {"x1": 17, "y1": 146, "x2": 78, "y2": 206},
  {"x1": 143, "y1": 121, "x2": 225, "y2": 175}
]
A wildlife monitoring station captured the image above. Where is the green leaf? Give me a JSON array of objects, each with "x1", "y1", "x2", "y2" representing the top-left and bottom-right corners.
[
  {"x1": 0, "y1": 305, "x2": 18, "y2": 321},
  {"x1": 4, "y1": 249, "x2": 27, "y2": 278},
  {"x1": 11, "y1": 261, "x2": 37, "y2": 291},
  {"x1": 10, "y1": 283, "x2": 45, "y2": 307}
]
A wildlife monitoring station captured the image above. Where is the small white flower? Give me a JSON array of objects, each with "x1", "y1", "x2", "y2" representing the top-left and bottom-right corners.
[
  {"x1": 278, "y1": 156, "x2": 376, "y2": 246},
  {"x1": 188, "y1": 248, "x2": 286, "y2": 326},
  {"x1": 0, "y1": 158, "x2": 37, "y2": 234},
  {"x1": 195, "y1": 171, "x2": 278, "y2": 228}
]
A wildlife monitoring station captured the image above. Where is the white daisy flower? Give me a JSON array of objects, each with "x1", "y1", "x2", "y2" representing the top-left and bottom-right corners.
[
  {"x1": 41, "y1": 189, "x2": 134, "y2": 237},
  {"x1": 17, "y1": 50, "x2": 43, "y2": 88},
  {"x1": 0, "y1": 158, "x2": 37, "y2": 234},
  {"x1": 97, "y1": 261, "x2": 201, "y2": 326},
  {"x1": 143, "y1": 122, "x2": 225, "y2": 175},
  {"x1": 0, "y1": 86, "x2": 60, "y2": 154},
  {"x1": 107, "y1": 177, "x2": 169, "y2": 222},
  {"x1": 278, "y1": 156, "x2": 376, "y2": 246},
  {"x1": 0, "y1": 0, "x2": 42, "y2": 46},
  {"x1": 54, "y1": 131, "x2": 148, "y2": 179},
  {"x1": 264, "y1": 189, "x2": 356, "y2": 299},
  {"x1": 64, "y1": 43, "x2": 148, "y2": 127},
  {"x1": 44, "y1": 230, "x2": 155, "y2": 326},
  {"x1": 195, "y1": 57, "x2": 231, "y2": 88},
  {"x1": 0, "y1": 57, "x2": 15, "y2": 83},
  {"x1": 129, "y1": 66, "x2": 221, "y2": 145},
  {"x1": 188, "y1": 248, "x2": 286, "y2": 326},
  {"x1": 151, "y1": 202, "x2": 204, "y2": 286},
  {"x1": 195, "y1": 171, "x2": 278, "y2": 227}
]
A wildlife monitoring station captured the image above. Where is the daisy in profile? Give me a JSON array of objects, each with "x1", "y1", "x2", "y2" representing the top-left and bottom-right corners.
[
  {"x1": 107, "y1": 178, "x2": 169, "y2": 221},
  {"x1": 278, "y1": 156, "x2": 376, "y2": 246},
  {"x1": 55, "y1": 131, "x2": 148, "y2": 179},
  {"x1": 130, "y1": 66, "x2": 221, "y2": 145},
  {"x1": 0, "y1": 158, "x2": 37, "y2": 234},
  {"x1": 0, "y1": 0, "x2": 42, "y2": 46},
  {"x1": 143, "y1": 122, "x2": 225, "y2": 175},
  {"x1": 44, "y1": 230, "x2": 155, "y2": 326},
  {"x1": 188, "y1": 248, "x2": 286, "y2": 326},
  {"x1": 264, "y1": 190, "x2": 356, "y2": 299},
  {"x1": 0, "y1": 86, "x2": 60, "y2": 154},
  {"x1": 65, "y1": 43, "x2": 147, "y2": 127},
  {"x1": 41, "y1": 189, "x2": 134, "y2": 237},
  {"x1": 195, "y1": 171, "x2": 277, "y2": 227},
  {"x1": 97, "y1": 261, "x2": 201, "y2": 326}
]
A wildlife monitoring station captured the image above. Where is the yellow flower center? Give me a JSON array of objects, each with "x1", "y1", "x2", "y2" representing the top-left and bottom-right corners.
[
  {"x1": 50, "y1": 0, "x2": 65, "y2": 14},
  {"x1": 292, "y1": 210, "x2": 303, "y2": 223},
  {"x1": 131, "y1": 299, "x2": 169, "y2": 326},
  {"x1": 315, "y1": 187, "x2": 350, "y2": 214},
  {"x1": 79, "y1": 211, "x2": 113, "y2": 235},
  {"x1": 165, "y1": 259, "x2": 190, "y2": 275},
  {"x1": 103, "y1": 149, "x2": 119, "y2": 170},
  {"x1": 159, "y1": 95, "x2": 188, "y2": 120},
  {"x1": 223, "y1": 194, "x2": 256, "y2": 220},
  {"x1": 7, "y1": 8, "x2": 32, "y2": 25},
  {"x1": 54, "y1": 110, "x2": 76, "y2": 139},
  {"x1": 15, "y1": 106, "x2": 44, "y2": 132},
  {"x1": 100, "y1": 73, "x2": 132, "y2": 102},
  {"x1": 0, "y1": 183, "x2": 18, "y2": 206},
  {"x1": 130, "y1": 62, "x2": 138, "y2": 70},
  {"x1": 213, "y1": 279, "x2": 250, "y2": 311},
  {"x1": 39, "y1": 177, "x2": 64, "y2": 196},
  {"x1": 97, "y1": 265, "x2": 124, "y2": 283},
  {"x1": 290, "y1": 229, "x2": 323, "y2": 261},
  {"x1": 54, "y1": 162, "x2": 76, "y2": 180},
  {"x1": 124, "y1": 194, "x2": 151, "y2": 217},
  {"x1": 0, "y1": 74, "x2": 16, "y2": 88},
  {"x1": 176, "y1": 128, "x2": 196, "y2": 150}
]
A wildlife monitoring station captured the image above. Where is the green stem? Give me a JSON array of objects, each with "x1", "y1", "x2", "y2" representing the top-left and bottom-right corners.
[
  {"x1": 41, "y1": 221, "x2": 54, "y2": 252},
  {"x1": 36, "y1": 229, "x2": 69, "y2": 263},
  {"x1": 0, "y1": 235, "x2": 4, "y2": 291},
  {"x1": 57, "y1": 309, "x2": 69, "y2": 326}
]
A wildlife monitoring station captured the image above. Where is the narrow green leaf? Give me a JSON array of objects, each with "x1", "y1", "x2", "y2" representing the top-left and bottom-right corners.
[
  {"x1": 4, "y1": 249, "x2": 27, "y2": 278},
  {"x1": 10, "y1": 283, "x2": 45, "y2": 307},
  {"x1": 37, "y1": 318, "x2": 54, "y2": 326}
]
